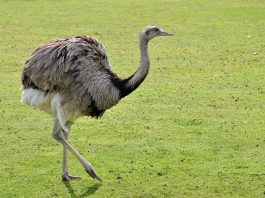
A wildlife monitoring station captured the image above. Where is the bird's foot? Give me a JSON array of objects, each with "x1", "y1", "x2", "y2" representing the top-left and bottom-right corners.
[
  {"x1": 84, "y1": 166, "x2": 102, "y2": 182},
  {"x1": 62, "y1": 173, "x2": 81, "y2": 181}
]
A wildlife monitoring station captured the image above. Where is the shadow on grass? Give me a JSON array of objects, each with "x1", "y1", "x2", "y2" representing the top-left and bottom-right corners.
[{"x1": 63, "y1": 181, "x2": 102, "y2": 198}]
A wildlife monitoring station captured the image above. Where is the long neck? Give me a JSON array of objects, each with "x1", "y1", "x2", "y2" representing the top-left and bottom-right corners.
[{"x1": 124, "y1": 36, "x2": 150, "y2": 93}]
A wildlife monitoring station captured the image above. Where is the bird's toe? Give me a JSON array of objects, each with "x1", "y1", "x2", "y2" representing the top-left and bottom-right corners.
[
  {"x1": 85, "y1": 167, "x2": 102, "y2": 182},
  {"x1": 62, "y1": 173, "x2": 81, "y2": 181}
]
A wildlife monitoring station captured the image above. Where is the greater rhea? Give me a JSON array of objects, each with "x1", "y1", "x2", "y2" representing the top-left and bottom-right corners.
[{"x1": 21, "y1": 26, "x2": 173, "y2": 181}]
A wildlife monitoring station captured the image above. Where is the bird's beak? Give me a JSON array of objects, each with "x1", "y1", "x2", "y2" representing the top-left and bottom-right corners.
[{"x1": 158, "y1": 30, "x2": 173, "y2": 36}]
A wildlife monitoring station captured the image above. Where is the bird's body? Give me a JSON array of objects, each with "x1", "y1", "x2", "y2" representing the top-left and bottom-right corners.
[
  {"x1": 22, "y1": 36, "x2": 121, "y2": 120},
  {"x1": 21, "y1": 26, "x2": 172, "y2": 181}
]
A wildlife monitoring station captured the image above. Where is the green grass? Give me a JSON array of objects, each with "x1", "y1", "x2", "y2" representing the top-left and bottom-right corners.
[{"x1": 0, "y1": 0, "x2": 265, "y2": 197}]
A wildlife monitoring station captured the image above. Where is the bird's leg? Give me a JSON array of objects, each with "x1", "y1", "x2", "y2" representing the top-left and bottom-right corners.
[
  {"x1": 61, "y1": 122, "x2": 80, "y2": 181},
  {"x1": 62, "y1": 128, "x2": 69, "y2": 180},
  {"x1": 52, "y1": 117, "x2": 102, "y2": 182}
]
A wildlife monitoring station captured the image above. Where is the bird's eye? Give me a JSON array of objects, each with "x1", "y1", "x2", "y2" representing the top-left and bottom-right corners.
[
  {"x1": 154, "y1": 28, "x2": 159, "y2": 31},
  {"x1": 146, "y1": 31, "x2": 150, "y2": 36}
]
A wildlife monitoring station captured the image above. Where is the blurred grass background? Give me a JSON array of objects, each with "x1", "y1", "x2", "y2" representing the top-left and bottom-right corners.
[{"x1": 0, "y1": 0, "x2": 264, "y2": 197}]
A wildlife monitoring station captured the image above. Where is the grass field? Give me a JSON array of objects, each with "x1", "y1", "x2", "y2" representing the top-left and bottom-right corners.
[{"x1": 0, "y1": 0, "x2": 265, "y2": 197}]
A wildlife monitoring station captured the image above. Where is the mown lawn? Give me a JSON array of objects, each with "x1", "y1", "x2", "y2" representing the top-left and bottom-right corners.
[{"x1": 0, "y1": 0, "x2": 264, "y2": 197}]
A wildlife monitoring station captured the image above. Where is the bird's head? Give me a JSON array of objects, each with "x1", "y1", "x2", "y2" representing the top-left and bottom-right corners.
[{"x1": 140, "y1": 25, "x2": 173, "y2": 41}]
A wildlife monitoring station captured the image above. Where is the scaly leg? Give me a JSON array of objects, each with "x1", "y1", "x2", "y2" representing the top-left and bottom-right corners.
[
  {"x1": 52, "y1": 117, "x2": 101, "y2": 181},
  {"x1": 61, "y1": 122, "x2": 80, "y2": 181}
]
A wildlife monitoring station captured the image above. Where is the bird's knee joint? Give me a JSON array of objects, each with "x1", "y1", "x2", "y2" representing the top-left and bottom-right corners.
[
  {"x1": 62, "y1": 126, "x2": 70, "y2": 134},
  {"x1": 52, "y1": 131, "x2": 64, "y2": 142}
]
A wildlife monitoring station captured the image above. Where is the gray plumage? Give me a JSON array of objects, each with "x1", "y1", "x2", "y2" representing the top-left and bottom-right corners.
[
  {"x1": 22, "y1": 36, "x2": 119, "y2": 117},
  {"x1": 21, "y1": 26, "x2": 172, "y2": 181}
]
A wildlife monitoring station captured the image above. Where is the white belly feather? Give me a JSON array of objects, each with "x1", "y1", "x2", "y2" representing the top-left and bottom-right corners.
[
  {"x1": 21, "y1": 88, "x2": 82, "y2": 121},
  {"x1": 21, "y1": 88, "x2": 53, "y2": 114}
]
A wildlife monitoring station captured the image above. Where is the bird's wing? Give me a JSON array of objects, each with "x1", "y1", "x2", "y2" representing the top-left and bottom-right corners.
[
  {"x1": 22, "y1": 36, "x2": 111, "y2": 92},
  {"x1": 22, "y1": 36, "x2": 121, "y2": 111}
]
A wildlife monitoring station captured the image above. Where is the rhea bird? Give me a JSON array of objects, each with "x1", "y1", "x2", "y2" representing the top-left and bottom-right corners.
[{"x1": 21, "y1": 26, "x2": 173, "y2": 182}]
